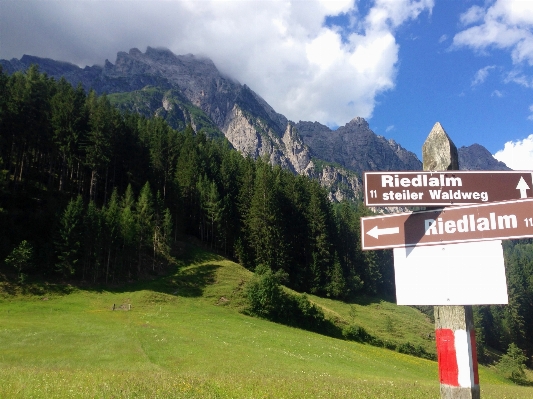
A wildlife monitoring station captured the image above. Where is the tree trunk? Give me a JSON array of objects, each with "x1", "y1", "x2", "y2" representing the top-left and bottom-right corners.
[
  {"x1": 90, "y1": 169, "x2": 97, "y2": 201},
  {"x1": 106, "y1": 247, "x2": 111, "y2": 284}
]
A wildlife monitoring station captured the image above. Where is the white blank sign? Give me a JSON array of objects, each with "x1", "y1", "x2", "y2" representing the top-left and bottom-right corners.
[{"x1": 393, "y1": 240, "x2": 508, "y2": 305}]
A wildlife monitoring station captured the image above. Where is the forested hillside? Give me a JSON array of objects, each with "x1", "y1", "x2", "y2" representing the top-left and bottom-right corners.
[
  {"x1": 0, "y1": 65, "x2": 392, "y2": 298},
  {"x1": 1, "y1": 65, "x2": 532, "y2": 369}
]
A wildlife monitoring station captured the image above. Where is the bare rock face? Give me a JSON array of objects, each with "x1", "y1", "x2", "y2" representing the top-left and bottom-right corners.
[
  {"x1": 307, "y1": 164, "x2": 362, "y2": 202},
  {"x1": 458, "y1": 144, "x2": 511, "y2": 171},
  {"x1": 296, "y1": 117, "x2": 422, "y2": 174},
  {"x1": 224, "y1": 106, "x2": 315, "y2": 175},
  {"x1": 281, "y1": 123, "x2": 314, "y2": 175},
  {"x1": 224, "y1": 104, "x2": 285, "y2": 163}
]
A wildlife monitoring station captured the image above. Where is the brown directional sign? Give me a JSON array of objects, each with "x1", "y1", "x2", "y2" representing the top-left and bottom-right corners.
[
  {"x1": 364, "y1": 170, "x2": 533, "y2": 207},
  {"x1": 361, "y1": 198, "x2": 533, "y2": 250}
]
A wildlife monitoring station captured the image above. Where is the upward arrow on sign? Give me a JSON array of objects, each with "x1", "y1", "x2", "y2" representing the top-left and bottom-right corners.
[{"x1": 516, "y1": 176, "x2": 531, "y2": 198}]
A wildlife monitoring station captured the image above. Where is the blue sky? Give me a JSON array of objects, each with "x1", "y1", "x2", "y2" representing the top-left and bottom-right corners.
[
  {"x1": 368, "y1": 0, "x2": 533, "y2": 167},
  {"x1": 1, "y1": 0, "x2": 532, "y2": 169}
]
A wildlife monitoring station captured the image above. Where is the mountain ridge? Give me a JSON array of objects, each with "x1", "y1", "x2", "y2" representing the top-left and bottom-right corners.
[{"x1": 0, "y1": 47, "x2": 510, "y2": 200}]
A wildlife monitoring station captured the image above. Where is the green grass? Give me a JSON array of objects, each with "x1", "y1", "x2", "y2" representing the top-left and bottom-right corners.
[
  {"x1": 0, "y1": 246, "x2": 531, "y2": 398},
  {"x1": 309, "y1": 295, "x2": 436, "y2": 354}
]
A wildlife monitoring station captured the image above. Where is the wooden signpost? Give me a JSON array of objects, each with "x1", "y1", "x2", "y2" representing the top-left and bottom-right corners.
[
  {"x1": 421, "y1": 123, "x2": 480, "y2": 399},
  {"x1": 360, "y1": 122, "x2": 523, "y2": 398}
]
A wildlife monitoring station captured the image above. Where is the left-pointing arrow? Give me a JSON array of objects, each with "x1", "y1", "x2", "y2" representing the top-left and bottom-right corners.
[{"x1": 367, "y1": 226, "x2": 400, "y2": 239}]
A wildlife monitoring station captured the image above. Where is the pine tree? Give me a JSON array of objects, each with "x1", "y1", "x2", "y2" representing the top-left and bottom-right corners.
[
  {"x1": 4, "y1": 240, "x2": 33, "y2": 283},
  {"x1": 103, "y1": 188, "x2": 121, "y2": 283},
  {"x1": 246, "y1": 162, "x2": 287, "y2": 272},
  {"x1": 197, "y1": 174, "x2": 222, "y2": 247},
  {"x1": 497, "y1": 343, "x2": 528, "y2": 383},
  {"x1": 136, "y1": 182, "x2": 154, "y2": 274},
  {"x1": 50, "y1": 78, "x2": 86, "y2": 192},
  {"x1": 83, "y1": 200, "x2": 103, "y2": 282},
  {"x1": 152, "y1": 190, "x2": 172, "y2": 263},
  {"x1": 333, "y1": 201, "x2": 365, "y2": 296},
  {"x1": 307, "y1": 183, "x2": 333, "y2": 294},
  {"x1": 234, "y1": 156, "x2": 256, "y2": 267},
  {"x1": 120, "y1": 184, "x2": 138, "y2": 278},
  {"x1": 161, "y1": 208, "x2": 173, "y2": 257},
  {"x1": 175, "y1": 125, "x2": 201, "y2": 234},
  {"x1": 84, "y1": 91, "x2": 112, "y2": 201},
  {"x1": 56, "y1": 195, "x2": 84, "y2": 276}
]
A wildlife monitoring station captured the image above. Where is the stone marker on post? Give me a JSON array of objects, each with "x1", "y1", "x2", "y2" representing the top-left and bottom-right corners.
[
  {"x1": 423, "y1": 122, "x2": 480, "y2": 399},
  {"x1": 422, "y1": 122, "x2": 459, "y2": 172}
]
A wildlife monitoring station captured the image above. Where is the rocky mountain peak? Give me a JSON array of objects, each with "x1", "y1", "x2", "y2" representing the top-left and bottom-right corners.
[
  {"x1": 346, "y1": 116, "x2": 369, "y2": 129},
  {"x1": 129, "y1": 47, "x2": 143, "y2": 56},
  {"x1": 296, "y1": 117, "x2": 422, "y2": 174},
  {"x1": 144, "y1": 46, "x2": 179, "y2": 62},
  {"x1": 458, "y1": 144, "x2": 511, "y2": 171}
]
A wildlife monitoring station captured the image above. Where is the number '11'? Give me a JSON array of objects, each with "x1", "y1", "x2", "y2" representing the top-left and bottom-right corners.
[{"x1": 525, "y1": 217, "x2": 533, "y2": 227}]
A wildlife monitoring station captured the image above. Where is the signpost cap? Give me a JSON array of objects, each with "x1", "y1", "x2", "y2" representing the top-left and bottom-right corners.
[{"x1": 422, "y1": 122, "x2": 459, "y2": 171}]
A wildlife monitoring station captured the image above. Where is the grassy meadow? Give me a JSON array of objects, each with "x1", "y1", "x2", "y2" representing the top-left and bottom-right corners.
[{"x1": 1, "y1": 246, "x2": 531, "y2": 398}]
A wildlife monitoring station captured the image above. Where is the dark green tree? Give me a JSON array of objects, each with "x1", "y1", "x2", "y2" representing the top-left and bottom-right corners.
[
  {"x1": 50, "y1": 78, "x2": 86, "y2": 192},
  {"x1": 136, "y1": 182, "x2": 154, "y2": 273},
  {"x1": 4, "y1": 240, "x2": 33, "y2": 283},
  {"x1": 103, "y1": 188, "x2": 121, "y2": 283},
  {"x1": 246, "y1": 162, "x2": 288, "y2": 272},
  {"x1": 497, "y1": 343, "x2": 528, "y2": 383},
  {"x1": 120, "y1": 184, "x2": 138, "y2": 277},
  {"x1": 84, "y1": 91, "x2": 112, "y2": 201},
  {"x1": 307, "y1": 182, "x2": 334, "y2": 294},
  {"x1": 82, "y1": 200, "x2": 103, "y2": 282},
  {"x1": 56, "y1": 195, "x2": 84, "y2": 276}
]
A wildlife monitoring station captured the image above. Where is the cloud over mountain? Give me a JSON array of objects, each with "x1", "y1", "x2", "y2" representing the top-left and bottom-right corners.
[{"x1": 0, "y1": 0, "x2": 433, "y2": 127}]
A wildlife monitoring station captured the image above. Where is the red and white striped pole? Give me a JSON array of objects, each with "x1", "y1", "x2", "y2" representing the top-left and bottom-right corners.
[
  {"x1": 435, "y1": 306, "x2": 480, "y2": 398},
  {"x1": 423, "y1": 124, "x2": 480, "y2": 399}
]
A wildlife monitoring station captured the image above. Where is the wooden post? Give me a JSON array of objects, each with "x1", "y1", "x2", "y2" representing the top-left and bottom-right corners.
[{"x1": 423, "y1": 122, "x2": 480, "y2": 399}]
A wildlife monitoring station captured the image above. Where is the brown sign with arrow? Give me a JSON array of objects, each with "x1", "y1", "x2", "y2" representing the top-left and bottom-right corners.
[
  {"x1": 361, "y1": 198, "x2": 533, "y2": 250},
  {"x1": 364, "y1": 170, "x2": 533, "y2": 207}
]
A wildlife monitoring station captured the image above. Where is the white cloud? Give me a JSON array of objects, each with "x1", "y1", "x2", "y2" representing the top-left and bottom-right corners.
[
  {"x1": 453, "y1": 1, "x2": 533, "y2": 65},
  {"x1": 491, "y1": 89, "x2": 503, "y2": 97},
  {"x1": 471, "y1": 65, "x2": 496, "y2": 87},
  {"x1": 505, "y1": 69, "x2": 533, "y2": 88},
  {"x1": 528, "y1": 104, "x2": 533, "y2": 121},
  {"x1": 386, "y1": 125, "x2": 395, "y2": 132},
  {"x1": 0, "y1": 0, "x2": 434, "y2": 126},
  {"x1": 494, "y1": 134, "x2": 533, "y2": 170},
  {"x1": 459, "y1": 5, "x2": 485, "y2": 27}
]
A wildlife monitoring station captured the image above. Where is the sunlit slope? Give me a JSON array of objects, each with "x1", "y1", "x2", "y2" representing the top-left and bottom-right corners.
[{"x1": 0, "y1": 247, "x2": 529, "y2": 398}]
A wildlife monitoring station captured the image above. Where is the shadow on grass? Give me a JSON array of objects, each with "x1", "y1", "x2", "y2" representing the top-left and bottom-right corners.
[
  {"x1": 155, "y1": 263, "x2": 221, "y2": 298},
  {"x1": 346, "y1": 295, "x2": 386, "y2": 306},
  {"x1": 178, "y1": 245, "x2": 226, "y2": 266},
  {"x1": 0, "y1": 280, "x2": 75, "y2": 297},
  {"x1": 0, "y1": 242, "x2": 224, "y2": 299}
]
